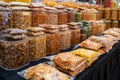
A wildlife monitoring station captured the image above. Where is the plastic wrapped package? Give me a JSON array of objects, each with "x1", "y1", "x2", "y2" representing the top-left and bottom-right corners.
[
  {"x1": 26, "y1": 27, "x2": 46, "y2": 61},
  {"x1": 75, "y1": 12, "x2": 81, "y2": 22},
  {"x1": 24, "y1": 63, "x2": 69, "y2": 80},
  {"x1": 67, "y1": 8, "x2": 75, "y2": 23},
  {"x1": 97, "y1": 8, "x2": 105, "y2": 19},
  {"x1": 58, "y1": 10, "x2": 67, "y2": 24},
  {"x1": 31, "y1": 6, "x2": 46, "y2": 27},
  {"x1": 0, "y1": 29, "x2": 29, "y2": 69},
  {"x1": 104, "y1": 20, "x2": 111, "y2": 30},
  {"x1": 80, "y1": 39, "x2": 103, "y2": 51},
  {"x1": 103, "y1": 30, "x2": 120, "y2": 37},
  {"x1": 53, "y1": 52, "x2": 87, "y2": 76},
  {"x1": 111, "y1": 8, "x2": 118, "y2": 20},
  {"x1": 71, "y1": 48, "x2": 99, "y2": 66},
  {"x1": 68, "y1": 22, "x2": 80, "y2": 45},
  {"x1": 104, "y1": 8, "x2": 111, "y2": 20},
  {"x1": 111, "y1": 20, "x2": 119, "y2": 28},
  {"x1": 59, "y1": 25, "x2": 71, "y2": 50},
  {"x1": 46, "y1": 8, "x2": 58, "y2": 25},
  {"x1": 0, "y1": 7, "x2": 11, "y2": 33},
  {"x1": 9, "y1": 7, "x2": 31, "y2": 29}
]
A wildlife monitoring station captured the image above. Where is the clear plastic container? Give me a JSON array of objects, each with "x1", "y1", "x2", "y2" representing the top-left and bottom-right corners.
[
  {"x1": 67, "y1": 8, "x2": 75, "y2": 23},
  {"x1": 27, "y1": 35, "x2": 46, "y2": 61},
  {"x1": 111, "y1": 8, "x2": 118, "y2": 20},
  {"x1": 112, "y1": 20, "x2": 119, "y2": 28},
  {"x1": 75, "y1": 12, "x2": 81, "y2": 22},
  {"x1": 91, "y1": 21, "x2": 98, "y2": 35},
  {"x1": 0, "y1": 37, "x2": 29, "y2": 69},
  {"x1": 105, "y1": 20, "x2": 111, "y2": 30},
  {"x1": 31, "y1": 7, "x2": 46, "y2": 27},
  {"x1": 0, "y1": 7, "x2": 11, "y2": 33},
  {"x1": 80, "y1": 26, "x2": 87, "y2": 42},
  {"x1": 97, "y1": 21, "x2": 105, "y2": 34},
  {"x1": 104, "y1": 8, "x2": 111, "y2": 20},
  {"x1": 97, "y1": 8, "x2": 105, "y2": 19},
  {"x1": 46, "y1": 10, "x2": 58, "y2": 25},
  {"x1": 58, "y1": 10, "x2": 67, "y2": 24},
  {"x1": 9, "y1": 8, "x2": 31, "y2": 29}
]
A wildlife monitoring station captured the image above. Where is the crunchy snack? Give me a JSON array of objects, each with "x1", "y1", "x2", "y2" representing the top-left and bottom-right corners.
[
  {"x1": 24, "y1": 63, "x2": 69, "y2": 80},
  {"x1": 80, "y1": 40, "x2": 103, "y2": 51}
]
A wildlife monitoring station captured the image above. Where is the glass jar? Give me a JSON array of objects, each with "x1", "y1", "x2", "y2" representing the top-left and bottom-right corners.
[
  {"x1": 46, "y1": 10, "x2": 58, "y2": 25},
  {"x1": 0, "y1": 7, "x2": 11, "y2": 34},
  {"x1": 58, "y1": 10, "x2": 67, "y2": 24},
  {"x1": 59, "y1": 25, "x2": 71, "y2": 50},
  {"x1": 104, "y1": 8, "x2": 111, "y2": 20},
  {"x1": 9, "y1": 8, "x2": 31, "y2": 29},
  {"x1": 112, "y1": 20, "x2": 119, "y2": 28},
  {"x1": 31, "y1": 7, "x2": 46, "y2": 27},
  {"x1": 0, "y1": 36, "x2": 29, "y2": 69},
  {"x1": 80, "y1": 26, "x2": 87, "y2": 42},
  {"x1": 67, "y1": 8, "x2": 75, "y2": 23},
  {"x1": 105, "y1": 20, "x2": 111, "y2": 30},
  {"x1": 111, "y1": 8, "x2": 118, "y2": 20},
  {"x1": 75, "y1": 12, "x2": 81, "y2": 22},
  {"x1": 27, "y1": 34, "x2": 46, "y2": 61},
  {"x1": 98, "y1": 8, "x2": 105, "y2": 19}
]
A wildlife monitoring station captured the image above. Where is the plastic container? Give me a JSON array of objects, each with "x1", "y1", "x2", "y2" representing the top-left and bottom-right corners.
[
  {"x1": 46, "y1": 9, "x2": 58, "y2": 25},
  {"x1": 27, "y1": 34, "x2": 46, "y2": 61},
  {"x1": 67, "y1": 8, "x2": 75, "y2": 23},
  {"x1": 58, "y1": 10, "x2": 67, "y2": 24},
  {"x1": 0, "y1": 7, "x2": 11, "y2": 33},
  {"x1": 97, "y1": 8, "x2": 105, "y2": 19},
  {"x1": 97, "y1": 21, "x2": 105, "y2": 34},
  {"x1": 80, "y1": 26, "x2": 87, "y2": 42},
  {"x1": 118, "y1": 9, "x2": 120, "y2": 20},
  {"x1": 59, "y1": 25, "x2": 71, "y2": 50},
  {"x1": 0, "y1": 30, "x2": 29, "y2": 69},
  {"x1": 104, "y1": 8, "x2": 111, "y2": 20},
  {"x1": 75, "y1": 12, "x2": 81, "y2": 22},
  {"x1": 112, "y1": 20, "x2": 119, "y2": 28},
  {"x1": 111, "y1": 8, "x2": 118, "y2": 20},
  {"x1": 105, "y1": 20, "x2": 111, "y2": 30},
  {"x1": 9, "y1": 7, "x2": 31, "y2": 29},
  {"x1": 91, "y1": 21, "x2": 98, "y2": 35},
  {"x1": 31, "y1": 7, "x2": 46, "y2": 27}
]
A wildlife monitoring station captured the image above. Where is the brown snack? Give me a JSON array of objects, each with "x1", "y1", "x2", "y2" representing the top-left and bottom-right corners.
[
  {"x1": 97, "y1": 8, "x2": 104, "y2": 19},
  {"x1": 111, "y1": 20, "x2": 119, "y2": 28},
  {"x1": 104, "y1": 8, "x2": 111, "y2": 20},
  {"x1": 97, "y1": 49, "x2": 105, "y2": 55},
  {"x1": 103, "y1": 30, "x2": 120, "y2": 37},
  {"x1": 56, "y1": 63, "x2": 86, "y2": 77},
  {"x1": 24, "y1": 63, "x2": 69, "y2": 80},
  {"x1": 80, "y1": 40, "x2": 103, "y2": 51},
  {"x1": 0, "y1": 38, "x2": 29, "y2": 69},
  {"x1": 53, "y1": 52, "x2": 86, "y2": 71},
  {"x1": 59, "y1": 31, "x2": 71, "y2": 49},
  {"x1": 111, "y1": 8, "x2": 118, "y2": 20},
  {"x1": 9, "y1": 10, "x2": 31, "y2": 29},
  {"x1": 67, "y1": 8, "x2": 75, "y2": 23},
  {"x1": 104, "y1": 20, "x2": 111, "y2": 30},
  {"x1": 58, "y1": 10, "x2": 67, "y2": 24},
  {"x1": 27, "y1": 35, "x2": 46, "y2": 60},
  {"x1": 46, "y1": 33, "x2": 60, "y2": 55}
]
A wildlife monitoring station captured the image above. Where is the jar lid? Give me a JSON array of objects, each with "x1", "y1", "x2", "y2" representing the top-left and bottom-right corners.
[
  {"x1": 11, "y1": 6, "x2": 30, "y2": 11},
  {"x1": 0, "y1": 1, "x2": 10, "y2": 7},
  {"x1": 43, "y1": 24, "x2": 59, "y2": 30},
  {"x1": 54, "y1": 5, "x2": 66, "y2": 9},
  {"x1": 68, "y1": 22, "x2": 78, "y2": 26},
  {"x1": 9, "y1": 2, "x2": 30, "y2": 7},
  {"x1": 0, "y1": 7, "x2": 11, "y2": 11},
  {"x1": 30, "y1": 3, "x2": 45, "y2": 8},
  {"x1": 31, "y1": 7, "x2": 45, "y2": 11},
  {"x1": 27, "y1": 27, "x2": 45, "y2": 32}
]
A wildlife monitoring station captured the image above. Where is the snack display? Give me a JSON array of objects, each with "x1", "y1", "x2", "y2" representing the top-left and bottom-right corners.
[
  {"x1": 0, "y1": 28, "x2": 29, "y2": 69},
  {"x1": 53, "y1": 52, "x2": 87, "y2": 76},
  {"x1": 0, "y1": 7, "x2": 11, "y2": 33},
  {"x1": 26, "y1": 27, "x2": 46, "y2": 61},
  {"x1": 71, "y1": 48, "x2": 99, "y2": 66},
  {"x1": 24, "y1": 63, "x2": 69, "y2": 80},
  {"x1": 9, "y1": 6, "x2": 31, "y2": 29},
  {"x1": 59, "y1": 25, "x2": 71, "y2": 50},
  {"x1": 68, "y1": 22, "x2": 80, "y2": 45}
]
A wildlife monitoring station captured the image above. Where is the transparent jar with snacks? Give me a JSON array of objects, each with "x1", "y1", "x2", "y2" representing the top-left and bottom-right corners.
[
  {"x1": 45, "y1": 7, "x2": 58, "y2": 25},
  {"x1": 112, "y1": 20, "x2": 119, "y2": 28},
  {"x1": 9, "y1": 6, "x2": 31, "y2": 29},
  {"x1": 111, "y1": 8, "x2": 118, "y2": 20},
  {"x1": 80, "y1": 25, "x2": 87, "y2": 42},
  {"x1": 104, "y1": 8, "x2": 111, "y2": 20},
  {"x1": 58, "y1": 10, "x2": 67, "y2": 24},
  {"x1": 0, "y1": 7, "x2": 11, "y2": 34},
  {"x1": 97, "y1": 8, "x2": 105, "y2": 19},
  {"x1": 66, "y1": 8, "x2": 75, "y2": 23},
  {"x1": 81, "y1": 10, "x2": 90, "y2": 21},
  {"x1": 97, "y1": 21, "x2": 105, "y2": 34},
  {"x1": 91, "y1": 21, "x2": 98, "y2": 35},
  {"x1": 58, "y1": 25, "x2": 71, "y2": 50},
  {"x1": 0, "y1": 28, "x2": 29, "y2": 69},
  {"x1": 43, "y1": 25, "x2": 60, "y2": 55},
  {"x1": 26, "y1": 27, "x2": 46, "y2": 61},
  {"x1": 75, "y1": 12, "x2": 81, "y2": 22},
  {"x1": 68, "y1": 22, "x2": 80, "y2": 45},
  {"x1": 31, "y1": 5, "x2": 46, "y2": 27},
  {"x1": 118, "y1": 9, "x2": 120, "y2": 20},
  {"x1": 104, "y1": 20, "x2": 111, "y2": 30},
  {"x1": 89, "y1": 9, "x2": 98, "y2": 21}
]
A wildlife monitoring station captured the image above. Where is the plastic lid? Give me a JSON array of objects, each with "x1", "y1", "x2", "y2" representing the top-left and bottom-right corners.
[{"x1": 9, "y1": 2, "x2": 30, "y2": 7}]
